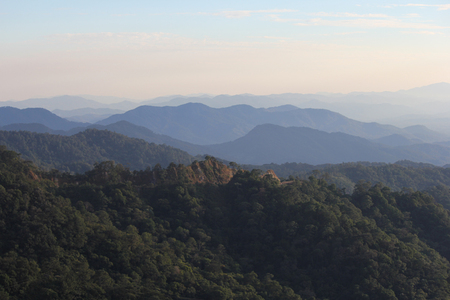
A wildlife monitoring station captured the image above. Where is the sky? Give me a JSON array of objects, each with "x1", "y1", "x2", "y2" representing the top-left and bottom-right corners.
[{"x1": 1, "y1": 0, "x2": 449, "y2": 101}]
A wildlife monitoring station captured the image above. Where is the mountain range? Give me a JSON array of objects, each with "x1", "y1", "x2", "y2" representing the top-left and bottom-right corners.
[
  {"x1": 8, "y1": 103, "x2": 440, "y2": 146},
  {"x1": 0, "y1": 95, "x2": 139, "y2": 111},
  {"x1": 1, "y1": 83, "x2": 450, "y2": 167},
  {"x1": 200, "y1": 124, "x2": 450, "y2": 166},
  {"x1": 3, "y1": 82, "x2": 450, "y2": 123},
  {"x1": 96, "y1": 103, "x2": 449, "y2": 145},
  {"x1": 90, "y1": 122, "x2": 450, "y2": 166},
  {"x1": 3, "y1": 120, "x2": 450, "y2": 168}
]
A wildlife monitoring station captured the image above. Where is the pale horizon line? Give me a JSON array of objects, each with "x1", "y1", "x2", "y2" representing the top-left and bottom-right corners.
[{"x1": 1, "y1": 81, "x2": 449, "y2": 103}]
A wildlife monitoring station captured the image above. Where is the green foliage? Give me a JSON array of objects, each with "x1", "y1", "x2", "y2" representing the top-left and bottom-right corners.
[
  {"x1": 0, "y1": 129, "x2": 195, "y2": 173},
  {"x1": 3, "y1": 146, "x2": 450, "y2": 299},
  {"x1": 250, "y1": 161, "x2": 450, "y2": 195}
]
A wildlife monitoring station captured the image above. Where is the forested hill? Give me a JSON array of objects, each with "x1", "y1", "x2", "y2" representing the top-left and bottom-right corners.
[
  {"x1": 3, "y1": 148, "x2": 450, "y2": 299},
  {"x1": 0, "y1": 129, "x2": 195, "y2": 173},
  {"x1": 249, "y1": 160, "x2": 450, "y2": 195}
]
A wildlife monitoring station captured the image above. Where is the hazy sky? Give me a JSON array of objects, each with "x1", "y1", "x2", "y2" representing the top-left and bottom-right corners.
[{"x1": 1, "y1": 0, "x2": 449, "y2": 101}]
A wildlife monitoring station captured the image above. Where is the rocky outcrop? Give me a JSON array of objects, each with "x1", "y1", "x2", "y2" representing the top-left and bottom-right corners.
[{"x1": 149, "y1": 157, "x2": 237, "y2": 185}]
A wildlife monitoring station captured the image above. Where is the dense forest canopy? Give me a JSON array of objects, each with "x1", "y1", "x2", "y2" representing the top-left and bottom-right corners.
[
  {"x1": 248, "y1": 161, "x2": 450, "y2": 195},
  {"x1": 3, "y1": 146, "x2": 450, "y2": 299},
  {"x1": 0, "y1": 129, "x2": 195, "y2": 173}
]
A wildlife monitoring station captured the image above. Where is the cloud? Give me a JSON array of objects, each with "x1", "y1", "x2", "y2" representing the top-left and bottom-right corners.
[
  {"x1": 263, "y1": 36, "x2": 292, "y2": 39},
  {"x1": 262, "y1": 36, "x2": 294, "y2": 42},
  {"x1": 401, "y1": 4, "x2": 450, "y2": 10},
  {"x1": 405, "y1": 13, "x2": 421, "y2": 17},
  {"x1": 111, "y1": 14, "x2": 136, "y2": 17},
  {"x1": 309, "y1": 12, "x2": 390, "y2": 18},
  {"x1": 334, "y1": 31, "x2": 366, "y2": 35},
  {"x1": 270, "y1": 11, "x2": 445, "y2": 29},
  {"x1": 295, "y1": 18, "x2": 448, "y2": 29},
  {"x1": 402, "y1": 30, "x2": 444, "y2": 35},
  {"x1": 201, "y1": 9, "x2": 296, "y2": 18},
  {"x1": 268, "y1": 14, "x2": 302, "y2": 22}
]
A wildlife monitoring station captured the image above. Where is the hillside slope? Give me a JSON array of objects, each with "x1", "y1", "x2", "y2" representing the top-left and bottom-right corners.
[{"x1": 0, "y1": 129, "x2": 194, "y2": 173}]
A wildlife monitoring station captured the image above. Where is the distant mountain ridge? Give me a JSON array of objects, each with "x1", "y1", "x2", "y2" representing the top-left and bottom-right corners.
[
  {"x1": 52, "y1": 107, "x2": 125, "y2": 123},
  {"x1": 2, "y1": 82, "x2": 448, "y2": 110},
  {"x1": 2, "y1": 82, "x2": 449, "y2": 133},
  {"x1": 83, "y1": 122, "x2": 450, "y2": 167},
  {"x1": 201, "y1": 124, "x2": 450, "y2": 166},
  {"x1": 372, "y1": 134, "x2": 420, "y2": 147},
  {"x1": 0, "y1": 107, "x2": 87, "y2": 130},
  {"x1": 2, "y1": 103, "x2": 447, "y2": 146},
  {"x1": 202, "y1": 124, "x2": 394, "y2": 165},
  {"x1": 3, "y1": 122, "x2": 450, "y2": 170},
  {"x1": 1, "y1": 95, "x2": 104, "y2": 110},
  {"x1": 398, "y1": 82, "x2": 450, "y2": 98},
  {"x1": 2, "y1": 100, "x2": 450, "y2": 167},
  {"x1": 1, "y1": 95, "x2": 141, "y2": 111},
  {"x1": 96, "y1": 102, "x2": 448, "y2": 145}
]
